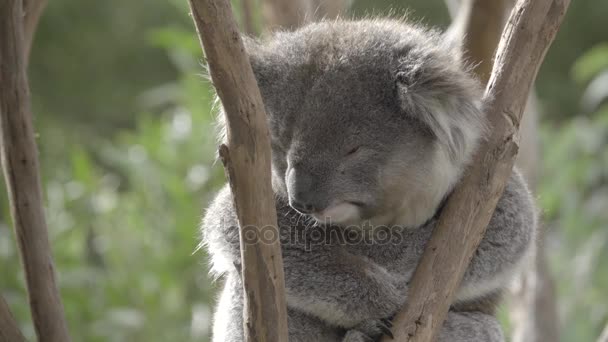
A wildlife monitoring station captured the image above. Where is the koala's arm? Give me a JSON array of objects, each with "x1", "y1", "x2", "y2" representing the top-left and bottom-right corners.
[
  {"x1": 455, "y1": 170, "x2": 537, "y2": 302},
  {"x1": 284, "y1": 170, "x2": 535, "y2": 331},
  {"x1": 281, "y1": 244, "x2": 408, "y2": 328},
  {"x1": 202, "y1": 185, "x2": 407, "y2": 329}
]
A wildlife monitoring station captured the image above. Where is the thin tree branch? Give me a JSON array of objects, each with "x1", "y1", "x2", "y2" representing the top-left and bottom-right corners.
[
  {"x1": 447, "y1": 0, "x2": 513, "y2": 83},
  {"x1": 187, "y1": 0, "x2": 289, "y2": 341},
  {"x1": 241, "y1": 0, "x2": 256, "y2": 35},
  {"x1": 446, "y1": 2, "x2": 559, "y2": 341},
  {"x1": 0, "y1": 295, "x2": 26, "y2": 342},
  {"x1": 382, "y1": 0, "x2": 570, "y2": 341},
  {"x1": 262, "y1": 0, "x2": 311, "y2": 30},
  {"x1": 23, "y1": 0, "x2": 47, "y2": 60},
  {"x1": 262, "y1": 0, "x2": 349, "y2": 31},
  {"x1": 0, "y1": 0, "x2": 71, "y2": 341}
]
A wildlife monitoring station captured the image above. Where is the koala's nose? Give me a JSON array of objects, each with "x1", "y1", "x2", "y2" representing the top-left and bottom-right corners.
[
  {"x1": 286, "y1": 167, "x2": 319, "y2": 214},
  {"x1": 289, "y1": 198, "x2": 317, "y2": 214}
]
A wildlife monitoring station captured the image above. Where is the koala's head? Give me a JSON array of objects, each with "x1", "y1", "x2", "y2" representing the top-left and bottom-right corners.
[{"x1": 224, "y1": 19, "x2": 485, "y2": 227}]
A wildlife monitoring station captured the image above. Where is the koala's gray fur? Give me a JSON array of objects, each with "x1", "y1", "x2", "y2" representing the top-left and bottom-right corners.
[{"x1": 201, "y1": 19, "x2": 537, "y2": 342}]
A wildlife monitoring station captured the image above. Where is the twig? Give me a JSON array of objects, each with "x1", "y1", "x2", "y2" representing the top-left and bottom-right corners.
[
  {"x1": 0, "y1": 296, "x2": 26, "y2": 342},
  {"x1": 187, "y1": 1, "x2": 289, "y2": 341},
  {"x1": 382, "y1": 0, "x2": 570, "y2": 340},
  {"x1": 0, "y1": 1, "x2": 71, "y2": 341}
]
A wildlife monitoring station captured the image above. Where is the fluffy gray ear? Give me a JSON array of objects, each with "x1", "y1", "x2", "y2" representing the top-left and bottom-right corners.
[
  {"x1": 442, "y1": 12, "x2": 466, "y2": 65},
  {"x1": 242, "y1": 36, "x2": 290, "y2": 111},
  {"x1": 396, "y1": 56, "x2": 485, "y2": 164}
]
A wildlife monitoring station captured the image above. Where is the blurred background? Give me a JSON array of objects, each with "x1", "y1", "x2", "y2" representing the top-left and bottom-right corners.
[{"x1": 0, "y1": 0, "x2": 607, "y2": 341}]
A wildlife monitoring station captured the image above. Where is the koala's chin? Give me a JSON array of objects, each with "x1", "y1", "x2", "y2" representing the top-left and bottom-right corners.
[{"x1": 310, "y1": 201, "x2": 362, "y2": 226}]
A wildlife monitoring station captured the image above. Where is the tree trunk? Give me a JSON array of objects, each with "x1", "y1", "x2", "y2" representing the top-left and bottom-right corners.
[
  {"x1": 187, "y1": 1, "x2": 289, "y2": 341},
  {"x1": 0, "y1": 0, "x2": 71, "y2": 341},
  {"x1": 382, "y1": 0, "x2": 570, "y2": 340},
  {"x1": 446, "y1": 1, "x2": 559, "y2": 341}
]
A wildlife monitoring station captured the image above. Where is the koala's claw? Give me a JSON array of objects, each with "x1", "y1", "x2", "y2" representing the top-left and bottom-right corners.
[
  {"x1": 381, "y1": 318, "x2": 393, "y2": 328},
  {"x1": 379, "y1": 323, "x2": 394, "y2": 339},
  {"x1": 343, "y1": 318, "x2": 394, "y2": 342}
]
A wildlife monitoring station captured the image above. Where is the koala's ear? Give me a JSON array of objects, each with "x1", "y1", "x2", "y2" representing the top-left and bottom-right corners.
[
  {"x1": 396, "y1": 58, "x2": 485, "y2": 164},
  {"x1": 242, "y1": 37, "x2": 282, "y2": 93},
  {"x1": 442, "y1": 19, "x2": 465, "y2": 66}
]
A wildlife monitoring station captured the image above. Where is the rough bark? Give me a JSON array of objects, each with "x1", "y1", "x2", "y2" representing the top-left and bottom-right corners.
[
  {"x1": 381, "y1": 0, "x2": 570, "y2": 341},
  {"x1": 446, "y1": 1, "x2": 559, "y2": 341},
  {"x1": 0, "y1": 1, "x2": 71, "y2": 341},
  {"x1": 187, "y1": 1, "x2": 289, "y2": 341},
  {"x1": 0, "y1": 296, "x2": 26, "y2": 342}
]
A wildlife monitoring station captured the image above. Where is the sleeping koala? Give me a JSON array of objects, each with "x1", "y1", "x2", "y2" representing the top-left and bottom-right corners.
[{"x1": 202, "y1": 19, "x2": 536, "y2": 342}]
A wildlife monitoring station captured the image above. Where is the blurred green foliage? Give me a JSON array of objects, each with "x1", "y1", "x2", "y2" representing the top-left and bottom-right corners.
[
  {"x1": 539, "y1": 42, "x2": 608, "y2": 340},
  {"x1": 0, "y1": 0, "x2": 607, "y2": 341}
]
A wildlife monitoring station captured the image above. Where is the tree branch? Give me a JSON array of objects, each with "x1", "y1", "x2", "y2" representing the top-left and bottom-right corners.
[
  {"x1": 447, "y1": 2, "x2": 558, "y2": 340},
  {"x1": 0, "y1": 295, "x2": 26, "y2": 342},
  {"x1": 23, "y1": 0, "x2": 47, "y2": 60},
  {"x1": 262, "y1": 0, "x2": 348, "y2": 31},
  {"x1": 241, "y1": 0, "x2": 256, "y2": 35},
  {"x1": 187, "y1": 1, "x2": 289, "y2": 341},
  {"x1": 262, "y1": 0, "x2": 311, "y2": 30},
  {"x1": 0, "y1": 0, "x2": 71, "y2": 341},
  {"x1": 382, "y1": 0, "x2": 570, "y2": 341},
  {"x1": 447, "y1": 0, "x2": 513, "y2": 83}
]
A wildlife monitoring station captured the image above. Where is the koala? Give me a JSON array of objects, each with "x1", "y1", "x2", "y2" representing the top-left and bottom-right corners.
[{"x1": 201, "y1": 19, "x2": 537, "y2": 342}]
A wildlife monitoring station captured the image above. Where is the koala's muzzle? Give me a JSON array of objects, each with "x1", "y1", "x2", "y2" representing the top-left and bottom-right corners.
[{"x1": 286, "y1": 167, "x2": 327, "y2": 214}]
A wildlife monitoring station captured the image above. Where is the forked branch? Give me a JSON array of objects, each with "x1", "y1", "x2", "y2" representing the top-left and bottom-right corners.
[
  {"x1": 382, "y1": 0, "x2": 570, "y2": 341},
  {"x1": 187, "y1": 0, "x2": 289, "y2": 341}
]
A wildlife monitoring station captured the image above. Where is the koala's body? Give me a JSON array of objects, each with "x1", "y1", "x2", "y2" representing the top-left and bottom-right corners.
[{"x1": 202, "y1": 19, "x2": 537, "y2": 342}]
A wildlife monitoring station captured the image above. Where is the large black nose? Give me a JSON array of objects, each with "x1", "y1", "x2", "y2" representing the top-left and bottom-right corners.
[
  {"x1": 289, "y1": 199, "x2": 317, "y2": 214},
  {"x1": 286, "y1": 167, "x2": 321, "y2": 214}
]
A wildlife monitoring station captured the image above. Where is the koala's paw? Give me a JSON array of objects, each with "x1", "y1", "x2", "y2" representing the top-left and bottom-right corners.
[{"x1": 342, "y1": 318, "x2": 393, "y2": 342}]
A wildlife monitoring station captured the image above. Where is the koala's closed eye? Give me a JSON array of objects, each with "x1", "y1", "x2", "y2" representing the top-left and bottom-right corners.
[{"x1": 344, "y1": 146, "x2": 361, "y2": 157}]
